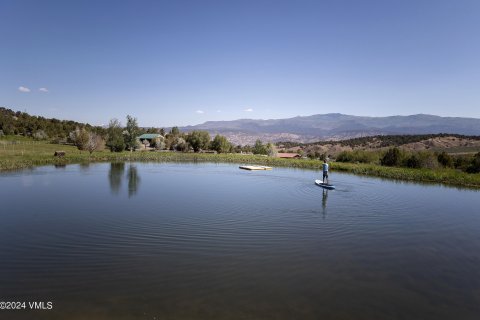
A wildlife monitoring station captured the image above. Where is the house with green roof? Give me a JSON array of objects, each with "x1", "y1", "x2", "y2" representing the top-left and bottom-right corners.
[{"x1": 137, "y1": 133, "x2": 164, "y2": 148}]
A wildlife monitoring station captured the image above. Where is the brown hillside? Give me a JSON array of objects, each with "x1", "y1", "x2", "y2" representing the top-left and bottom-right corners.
[{"x1": 294, "y1": 136, "x2": 480, "y2": 157}]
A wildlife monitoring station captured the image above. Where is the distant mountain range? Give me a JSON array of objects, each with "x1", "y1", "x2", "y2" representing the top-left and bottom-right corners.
[{"x1": 179, "y1": 113, "x2": 480, "y2": 145}]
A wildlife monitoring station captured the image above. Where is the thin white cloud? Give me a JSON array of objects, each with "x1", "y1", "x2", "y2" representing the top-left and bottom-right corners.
[
  {"x1": 244, "y1": 108, "x2": 253, "y2": 112},
  {"x1": 216, "y1": 109, "x2": 221, "y2": 113},
  {"x1": 39, "y1": 87, "x2": 49, "y2": 93},
  {"x1": 18, "y1": 86, "x2": 31, "y2": 93},
  {"x1": 196, "y1": 110, "x2": 205, "y2": 114}
]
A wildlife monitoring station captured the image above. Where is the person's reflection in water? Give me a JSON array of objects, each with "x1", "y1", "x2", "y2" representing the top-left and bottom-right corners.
[
  {"x1": 322, "y1": 189, "x2": 328, "y2": 218},
  {"x1": 109, "y1": 162, "x2": 125, "y2": 195},
  {"x1": 127, "y1": 164, "x2": 140, "y2": 197}
]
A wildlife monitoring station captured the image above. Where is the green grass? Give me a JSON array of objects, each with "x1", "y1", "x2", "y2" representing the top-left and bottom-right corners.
[
  {"x1": 1, "y1": 139, "x2": 480, "y2": 188},
  {"x1": 330, "y1": 162, "x2": 480, "y2": 188},
  {"x1": 0, "y1": 135, "x2": 33, "y2": 142}
]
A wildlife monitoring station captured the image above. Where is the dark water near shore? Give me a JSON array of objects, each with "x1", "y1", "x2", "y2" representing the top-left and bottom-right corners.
[{"x1": 1, "y1": 162, "x2": 480, "y2": 319}]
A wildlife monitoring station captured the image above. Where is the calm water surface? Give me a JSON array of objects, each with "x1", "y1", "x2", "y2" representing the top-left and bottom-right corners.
[{"x1": 1, "y1": 162, "x2": 480, "y2": 319}]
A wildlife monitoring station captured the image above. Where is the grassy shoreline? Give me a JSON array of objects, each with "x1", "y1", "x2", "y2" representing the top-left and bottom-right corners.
[{"x1": 1, "y1": 142, "x2": 480, "y2": 188}]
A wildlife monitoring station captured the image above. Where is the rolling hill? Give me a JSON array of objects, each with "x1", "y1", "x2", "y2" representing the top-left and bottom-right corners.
[{"x1": 179, "y1": 113, "x2": 480, "y2": 145}]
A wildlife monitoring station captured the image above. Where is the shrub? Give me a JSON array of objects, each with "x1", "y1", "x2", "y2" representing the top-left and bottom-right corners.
[
  {"x1": 467, "y1": 152, "x2": 480, "y2": 173},
  {"x1": 33, "y1": 130, "x2": 48, "y2": 140},
  {"x1": 454, "y1": 155, "x2": 471, "y2": 171},
  {"x1": 416, "y1": 151, "x2": 439, "y2": 169},
  {"x1": 338, "y1": 150, "x2": 379, "y2": 163},
  {"x1": 402, "y1": 151, "x2": 438, "y2": 169},
  {"x1": 405, "y1": 154, "x2": 421, "y2": 168},
  {"x1": 336, "y1": 151, "x2": 354, "y2": 162},
  {"x1": 306, "y1": 150, "x2": 325, "y2": 160},
  {"x1": 381, "y1": 148, "x2": 402, "y2": 166},
  {"x1": 438, "y1": 152, "x2": 454, "y2": 168}
]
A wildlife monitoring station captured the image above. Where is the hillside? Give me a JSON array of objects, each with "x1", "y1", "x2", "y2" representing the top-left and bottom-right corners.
[
  {"x1": 279, "y1": 134, "x2": 480, "y2": 157},
  {"x1": 179, "y1": 113, "x2": 480, "y2": 145},
  {"x1": 0, "y1": 107, "x2": 102, "y2": 140}
]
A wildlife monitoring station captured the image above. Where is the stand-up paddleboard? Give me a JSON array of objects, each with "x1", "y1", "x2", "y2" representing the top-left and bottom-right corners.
[{"x1": 315, "y1": 179, "x2": 335, "y2": 190}]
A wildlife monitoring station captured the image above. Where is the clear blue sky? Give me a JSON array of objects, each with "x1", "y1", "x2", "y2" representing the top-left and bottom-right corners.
[{"x1": 1, "y1": 0, "x2": 479, "y2": 127}]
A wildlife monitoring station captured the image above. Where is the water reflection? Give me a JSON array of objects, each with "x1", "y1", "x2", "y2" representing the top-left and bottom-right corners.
[
  {"x1": 322, "y1": 189, "x2": 328, "y2": 218},
  {"x1": 107, "y1": 162, "x2": 140, "y2": 197},
  {"x1": 127, "y1": 164, "x2": 140, "y2": 197},
  {"x1": 108, "y1": 163, "x2": 125, "y2": 194},
  {"x1": 79, "y1": 162, "x2": 91, "y2": 172}
]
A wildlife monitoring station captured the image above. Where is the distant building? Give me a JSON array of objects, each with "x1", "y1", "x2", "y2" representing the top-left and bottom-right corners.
[
  {"x1": 137, "y1": 133, "x2": 163, "y2": 146},
  {"x1": 276, "y1": 153, "x2": 301, "y2": 158}
]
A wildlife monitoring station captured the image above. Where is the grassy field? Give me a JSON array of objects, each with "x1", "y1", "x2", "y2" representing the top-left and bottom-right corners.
[{"x1": 1, "y1": 139, "x2": 480, "y2": 188}]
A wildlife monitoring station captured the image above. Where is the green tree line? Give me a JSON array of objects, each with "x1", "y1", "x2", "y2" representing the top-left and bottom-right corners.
[
  {"x1": 336, "y1": 148, "x2": 480, "y2": 174},
  {"x1": 0, "y1": 107, "x2": 105, "y2": 140}
]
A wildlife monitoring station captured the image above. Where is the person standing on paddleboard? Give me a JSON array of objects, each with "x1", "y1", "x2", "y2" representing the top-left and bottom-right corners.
[{"x1": 322, "y1": 159, "x2": 329, "y2": 183}]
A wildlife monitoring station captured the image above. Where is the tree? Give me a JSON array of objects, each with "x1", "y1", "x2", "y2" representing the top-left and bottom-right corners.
[
  {"x1": 0, "y1": 106, "x2": 108, "y2": 139},
  {"x1": 174, "y1": 137, "x2": 188, "y2": 151},
  {"x1": 186, "y1": 130, "x2": 210, "y2": 152},
  {"x1": 124, "y1": 115, "x2": 139, "y2": 152},
  {"x1": 211, "y1": 134, "x2": 231, "y2": 153},
  {"x1": 70, "y1": 127, "x2": 90, "y2": 151},
  {"x1": 253, "y1": 139, "x2": 267, "y2": 155},
  {"x1": 153, "y1": 136, "x2": 166, "y2": 150},
  {"x1": 106, "y1": 119, "x2": 125, "y2": 152},
  {"x1": 266, "y1": 143, "x2": 277, "y2": 157},
  {"x1": 86, "y1": 132, "x2": 105, "y2": 154},
  {"x1": 170, "y1": 126, "x2": 180, "y2": 136},
  {"x1": 169, "y1": 137, "x2": 187, "y2": 151}
]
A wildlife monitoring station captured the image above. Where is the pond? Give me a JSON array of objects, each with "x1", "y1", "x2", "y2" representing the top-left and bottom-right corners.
[{"x1": 1, "y1": 162, "x2": 479, "y2": 319}]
